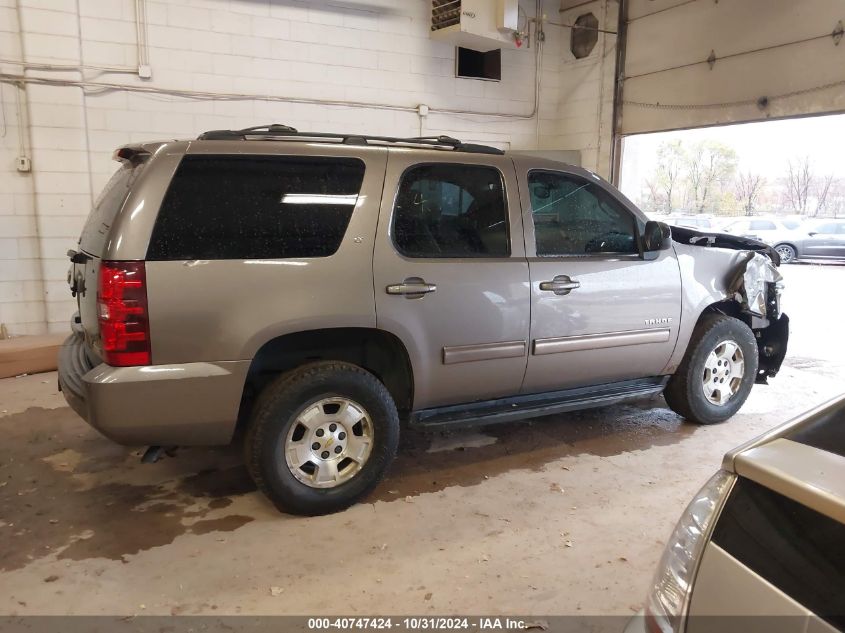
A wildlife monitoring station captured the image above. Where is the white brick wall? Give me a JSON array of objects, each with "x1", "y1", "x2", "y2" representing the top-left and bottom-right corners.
[{"x1": 0, "y1": 0, "x2": 615, "y2": 335}]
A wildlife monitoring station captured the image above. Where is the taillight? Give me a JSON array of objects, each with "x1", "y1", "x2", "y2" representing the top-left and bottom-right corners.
[{"x1": 97, "y1": 261, "x2": 151, "y2": 366}]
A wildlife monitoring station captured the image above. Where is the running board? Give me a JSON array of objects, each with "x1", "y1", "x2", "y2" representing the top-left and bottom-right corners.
[{"x1": 410, "y1": 377, "x2": 669, "y2": 429}]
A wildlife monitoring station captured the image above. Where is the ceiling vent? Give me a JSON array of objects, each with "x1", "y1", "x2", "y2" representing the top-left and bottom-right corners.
[{"x1": 430, "y1": 0, "x2": 520, "y2": 52}]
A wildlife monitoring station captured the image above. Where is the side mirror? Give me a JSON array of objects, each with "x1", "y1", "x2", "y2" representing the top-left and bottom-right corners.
[
  {"x1": 807, "y1": 231, "x2": 818, "y2": 237},
  {"x1": 643, "y1": 220, "x2": 672, "y2": 253}
]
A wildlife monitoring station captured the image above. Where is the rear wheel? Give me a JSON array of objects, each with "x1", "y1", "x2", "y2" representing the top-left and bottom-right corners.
[
  {"x1": 774, "y1": 243, "x2": 796, "y2": 263},
  {"x1": 664, "y1": 314, "x2": 758, "y2": 425},
  {"x1": 245, "y1": 361, "x2": 399, "y2": 515}
]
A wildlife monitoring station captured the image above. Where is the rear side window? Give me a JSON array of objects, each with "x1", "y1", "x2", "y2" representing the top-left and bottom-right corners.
[
  {"x1": 782, "y1": 219, "x2": 801, "y2": 230},
  {"x1": 147, "y1": 155, "x2": 365, "y2": 260},
  {"x1": 392, "y1": 163, "x2": 509, "y2": 258},
  {"x1": 750, "y1": 220, "x2": 777, "y2": 230}
]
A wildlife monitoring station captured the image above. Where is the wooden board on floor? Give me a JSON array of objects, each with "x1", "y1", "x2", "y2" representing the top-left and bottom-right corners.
[{"x1": 0, "y1": 334, "x2": 66, "y2": 379}]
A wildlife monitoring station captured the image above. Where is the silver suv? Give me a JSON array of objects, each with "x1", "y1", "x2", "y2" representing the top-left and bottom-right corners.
[{"x1": 58, "y1": 125, "x2": 790, "y2": 515}]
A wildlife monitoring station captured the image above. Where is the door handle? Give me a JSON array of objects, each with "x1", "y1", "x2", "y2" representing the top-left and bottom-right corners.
[
  {"x1": 539, "y1": 275, "x2": 580, "y2": 295},
  {"x1": 386, "y1": 277, "x2": 437, "y2": 296}
]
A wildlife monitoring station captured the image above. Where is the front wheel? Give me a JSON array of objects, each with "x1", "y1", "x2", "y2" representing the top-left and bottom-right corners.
[
  {"x1": 245, "y1": 361, "x2": 400, "y2": 515},
  {"x1": 774, "y1": 243, "x2": 796, "y2": 264},
  {"x1": 664, "y1": 314, "x2": 758, "y2": 425}
]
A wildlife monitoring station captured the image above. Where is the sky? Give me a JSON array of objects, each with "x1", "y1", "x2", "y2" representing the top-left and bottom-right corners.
[{"x1": 618, "y1": 112, "x2": 845, "y2": 204}]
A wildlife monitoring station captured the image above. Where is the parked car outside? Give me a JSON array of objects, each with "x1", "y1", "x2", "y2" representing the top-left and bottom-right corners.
[
  {"x1": 769, "y1": 218, "x2": 845, "y2": 264},
  {"x1": 662, "y1": 215, "x2": 714, "y2": 230},
  {"x1": 58, "y1": 125, "x2": 789, "y2": 515},
  {"x1": 721, "y1": 216, "x2": 797, "y2": 241},
  {"x1": 626, "y1": 393, "x2": 845, "y2": 633}
]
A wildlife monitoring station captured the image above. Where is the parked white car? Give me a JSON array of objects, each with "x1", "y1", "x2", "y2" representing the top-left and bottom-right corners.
[
  {"x1": 661, "y1": 215, "x2": 715, "y2": 230},
  {"x1": 721, "y1": 217, "x2": 803, "y2": 261}
]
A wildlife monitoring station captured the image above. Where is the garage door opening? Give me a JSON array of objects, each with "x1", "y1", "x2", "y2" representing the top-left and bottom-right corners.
[
  {"x1": 619, "y1": 113, "x2": 845, "y2": 367},
  {"x1": 618, "y1": 113, "x2": 845, "y2": 229}
]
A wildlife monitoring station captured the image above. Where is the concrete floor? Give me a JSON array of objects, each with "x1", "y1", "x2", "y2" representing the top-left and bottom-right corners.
[{"x1": 0, "y1": 263, "x2": 842, "y2": 617}]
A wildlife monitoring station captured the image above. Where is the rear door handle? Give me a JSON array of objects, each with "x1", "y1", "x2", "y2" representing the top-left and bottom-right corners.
[
  {"x1": 539, "y1": 275, "x2": 580, "y2": 295},
  {"x1": 386, "y1": 277, "x2": 437, "y2": 296}
]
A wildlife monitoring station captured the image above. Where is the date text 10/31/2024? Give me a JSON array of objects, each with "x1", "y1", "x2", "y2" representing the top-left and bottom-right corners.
[{"x1": 307, "y1": 618, "x2": 532, "y2": 630}]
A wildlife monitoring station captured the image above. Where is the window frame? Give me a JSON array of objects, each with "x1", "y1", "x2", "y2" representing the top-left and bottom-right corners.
[
  {"x1": 389, "y1": 161, "x2": 512, "y2": 260},
  {"x1": 525, "y1": 169, "x2": 644, "y2": 260}
]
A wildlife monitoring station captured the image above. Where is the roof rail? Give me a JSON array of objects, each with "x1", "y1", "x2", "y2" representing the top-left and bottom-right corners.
[{"x1": 196, "y1": 124, "x2": 505, "y2": 155}]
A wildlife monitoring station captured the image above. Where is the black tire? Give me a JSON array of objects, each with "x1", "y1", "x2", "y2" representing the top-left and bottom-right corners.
[
  {"x1": 245, "y1": 361, "x2": 399, "y2": 515},
  {"x1": 664, "y1": 314, "x2": 758, "y2": 425},
  {"x1": 774, "y1": 243, "x2": 797, "y2": 264}
]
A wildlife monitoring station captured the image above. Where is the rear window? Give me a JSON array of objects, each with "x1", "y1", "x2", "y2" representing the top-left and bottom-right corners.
[
  {"x1": 79, "y1": 163, "x2": 138, "y2": 255},
  {"x1": 147, "y1": 155, "x2": 366, "y2": 260}
]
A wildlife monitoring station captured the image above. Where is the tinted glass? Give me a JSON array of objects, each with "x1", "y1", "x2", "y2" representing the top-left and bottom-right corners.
[
  {"x1": 528, "y1": 171, "x2": 637, "y2": 256},
  {"x1": 750, "y1": 220, "x2": 777, "y2": 230},
  {"x1": 782, "y1": 219, "x2": 801, "y2": 230},
  {"x1": 713, "y1": 478, "x2": 845, "y2": 629},
  {"x1": 147, "y1": 155, "x2": 365, "y2": 260},
  {"x1": 392, "y1": 163, "x2": 508, "y2": 258}
]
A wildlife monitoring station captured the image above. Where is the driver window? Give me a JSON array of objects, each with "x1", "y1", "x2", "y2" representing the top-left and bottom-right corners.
[{"x1": 528, "y1": 170, "x2": 637, "y2": 256}]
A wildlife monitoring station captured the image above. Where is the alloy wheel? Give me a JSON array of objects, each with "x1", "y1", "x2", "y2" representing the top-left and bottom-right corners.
[
  {"x1": 702, "y1": 340, "x2": 745, "y2": 406},
  {"x1": 284, "y1": 397, "x2": 374, "y2": 488}
]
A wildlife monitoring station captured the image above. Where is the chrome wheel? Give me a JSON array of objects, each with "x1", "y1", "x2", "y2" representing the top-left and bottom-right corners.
[
  {"x1": 284, "y1": 397, "x2": 374, "y2": 489},
  {"x1": 775, "y1": 244, "x2": 795, "y2": 263},
  {"x1": 702, "y1": 340, "x2": 745, "y2": 405}
]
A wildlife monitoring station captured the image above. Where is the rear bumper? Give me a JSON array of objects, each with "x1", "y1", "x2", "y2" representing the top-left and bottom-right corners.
[{"x1": 58, "y1": 334, "x2": 250, "y2": 446}]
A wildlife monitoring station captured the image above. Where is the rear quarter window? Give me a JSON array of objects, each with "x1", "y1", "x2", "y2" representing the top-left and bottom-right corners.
[{"x1": 147, "y1": 155, "x2": 366, "y2": 260}]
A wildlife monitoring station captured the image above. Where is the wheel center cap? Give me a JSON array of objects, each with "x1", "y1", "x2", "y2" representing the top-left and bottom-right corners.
[{"x1": 310, "y1": 422, "x2": 348, "y2": 460}]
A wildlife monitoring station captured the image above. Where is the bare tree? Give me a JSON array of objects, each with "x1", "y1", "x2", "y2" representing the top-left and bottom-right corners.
[
  {"x1": 784, "y1": 157, "x2": 812, "y2": 215},
  {"x1": 686, "y1": 141, "x2": 738, "y2": 213},
  {"x1": 813, "y1": 173, "x2": 835, "y2": 217},
  {"x1": 655, "y1": 140, "x2": 684, "y2": 213},
  {"x1": 735, "y1": 171, "x2": 765, "y2": 216},
  {"x1": 823, "y1": 178, "x2": 845, "y2": 218},
  {"x1": 643, "y1": 178, "x2": 664, "y2": 213}
]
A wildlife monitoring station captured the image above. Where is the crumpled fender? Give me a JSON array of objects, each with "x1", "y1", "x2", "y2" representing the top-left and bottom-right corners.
[
  {"x1": 670, "y1": 225, "x2": 782, "y2": 265},
  {"x1": 667, "y1": 226, "x2": 788, "y2": 382},
  {"x1": 727, "y1": 250, "x2": 784, "y2": 318}
]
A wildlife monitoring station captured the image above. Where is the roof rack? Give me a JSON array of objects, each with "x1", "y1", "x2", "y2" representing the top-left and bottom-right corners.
[{"x1": 196, "y1": 124, "x2": 505, "y2": 155}]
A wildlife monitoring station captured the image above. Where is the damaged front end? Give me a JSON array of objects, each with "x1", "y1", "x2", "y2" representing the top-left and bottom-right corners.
[
  {"x1": 672, "y1": 226, "x2": 789, "y2": 384},
  {"x1": 728, "y1": 251, "x2": 788, "y2": 383}
]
